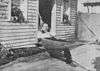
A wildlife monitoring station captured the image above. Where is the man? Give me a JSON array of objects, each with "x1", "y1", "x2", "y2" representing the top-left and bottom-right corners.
[
  {"x1": 37, "y1": 23, "x2": 84, "y2": 67},
  {"x1": 37, "y1": 23, "x2": 51, "y2": 38}
]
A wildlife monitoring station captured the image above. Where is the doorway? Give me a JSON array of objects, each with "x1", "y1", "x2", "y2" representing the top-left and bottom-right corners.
[{"x1": 39, "y1": 0, "x2": 54, "y2": 31}]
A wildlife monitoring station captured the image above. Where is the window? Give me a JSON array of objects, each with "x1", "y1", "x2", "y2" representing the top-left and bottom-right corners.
[
  {"x1": 11, "y1": 0, "x2": 27, "y2": 23},
  {"x1": 0, "y1": 0, "x2": 11, "y2": 21}
]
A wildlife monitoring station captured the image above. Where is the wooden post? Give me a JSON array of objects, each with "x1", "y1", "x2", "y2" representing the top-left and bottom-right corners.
[{"x1": 70, "y1": 0, "x2": 78, "y2": 39}]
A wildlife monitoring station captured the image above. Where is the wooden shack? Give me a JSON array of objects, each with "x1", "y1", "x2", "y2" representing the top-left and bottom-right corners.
[
  {"x1": 0, "y1": 0, "x2": 78, "y2": 49},
  {"x1": 0, "y1": 0, "x2": 38, "y2": 49}
]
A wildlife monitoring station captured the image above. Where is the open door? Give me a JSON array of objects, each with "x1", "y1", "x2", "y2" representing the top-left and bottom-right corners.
[{"x1": 39, "y1": 0, "x2": 54, "y2": 31}]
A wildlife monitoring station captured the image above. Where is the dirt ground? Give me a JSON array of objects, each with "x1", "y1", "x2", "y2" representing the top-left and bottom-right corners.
[
  {"x1": 0, "y1": 44, "x2": 100, "y2": 71},
  {"x1": 0, "y1": 52, "x2": 85, "y2": 71}
]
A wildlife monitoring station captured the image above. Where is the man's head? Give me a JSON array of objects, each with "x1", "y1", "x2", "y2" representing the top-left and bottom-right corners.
[{"x1": 41, "y1": 23, "x2": 49, "y2": 33}]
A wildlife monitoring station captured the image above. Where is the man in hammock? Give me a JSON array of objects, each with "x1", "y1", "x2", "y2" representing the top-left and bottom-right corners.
[{"x1": 37, "y1": 23, "x2": 85, "y2": 67}]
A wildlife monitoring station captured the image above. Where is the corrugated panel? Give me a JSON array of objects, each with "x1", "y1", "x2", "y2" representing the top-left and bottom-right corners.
[
  {"x1": 56, "y1": 0, "x2": 62, "y2": 25},
  {"x1": 0, "y1": 35, "x2": 35, "y2": 41},
  {"x1": 0, "y1": 0, "x2": 38, "y2": 49},
  {"x1": 70, "y1": 0, "x2": 77, "y2": 26},
  {"x1": 56, "y1": 26, "x2": 75, "y2": 40},
  {"x1": 27, "y1": 0, "x2": 38, "y2": 25},
  {"x1": 55, "y1": 0, "x2": 76, "y2": 41},
  {"x1": 0, "y1": 22, "x2": 37, "y2": 49}
]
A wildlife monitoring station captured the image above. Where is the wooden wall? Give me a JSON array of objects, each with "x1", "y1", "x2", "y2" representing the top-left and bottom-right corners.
[
  {"x1": 70, "y1": 0, "x2": 78, "y2": 39},
  {"x1": 0, "y1": 22, "x2": 37, "y2": 49},
  {"x1": 27, "y1": 0, "x2": 38, "y2": 23},
  {"x1": 70, "y1": 0, "x2": 78, "y2": 26},
  {"x1": 0, "y1": 0, "x2": 39, "y2": 49},
  {"x1": 56, "y1": 25, "x2": 75, "y2": 41},
  {"x1": 55, "y1": 0, "x2": 77, "y2": 41}
]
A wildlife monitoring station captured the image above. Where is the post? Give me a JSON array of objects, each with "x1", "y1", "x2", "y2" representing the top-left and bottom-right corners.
[{"x1": 69, "y1": 0, "x2": 78, "y2": 39}]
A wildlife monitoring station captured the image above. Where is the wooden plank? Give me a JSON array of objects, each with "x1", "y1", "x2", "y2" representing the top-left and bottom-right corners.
[
  {"x1": 0, "y1": 33, "x2": 35, "y2": 37},
  {"x1": 28, "y1": 8, "x2": 37, "y2": 11},
  {"x1": 55, "y1": 36, "x2": 66, "y2": 39},
  {"x1": 5, "y1": 42, "x2": 36, "y2": 48},
  {"x1": 2, "y1": 39, "x2": 37, "y2": 48},
  {"x1": 27, "y1": 15, "x2": 37, "y2": 18},
  {"x1": 28, "y1": 1, "x2": 38, "y2": 5},
  {"x1": 28, "y1": 15, "x2": 37, "y2": 18},
  {"x1": 56, "y1": 26, "x2": 75, "y2": 28},
  {"x1": 56, "y1": 34, "x2": 66, "y2": 36},
  {"x1": 0, "y1": 23, "x2": 35, "y2": 29},
  {"x1": 1, "y1": 38, "x2": 37, "y2": 44},
  {"x1": 56, "y1": 31, "x2": 66, "y2": 33},
  {"x1": 0, "y1": 31, "x2": 35, "y2": 35},
  {"x1": 56, "y1": 31, "x2": 74, "y2": 33},
  {"x1": 28, "y1": 4, "x2": 37, "y2": 8},
  {"x1": 27, "y1": 18, "x2": 37, "y2": 21},
  {"x1": 0, "y1": 28, "x2": 36, "y2": 30},
  {"x1": 56, "y1": 29, "x2": 75, "y2": 31},
  {"x1": 0, "y1": 25, "x2": 35, "y2": 29},
  {"x1": 0, "y1": 27, "x2": 35, "y2": 30},
  {"x1": 56, "y1": 33, "x2": 75, "y2": 36},
  {"x1": 0, "y1": 31, "x2": 36, "y2": 35},
  {"x1": 2, "y1": 38, "x2": 36, "y2": 44},
  {"x1": 0, "y1": 22, "x2": 35, "y2": 26},
  {"x1": 56, "y1": 28, "x2": 75, "y2": 31},
  {"x1": 56, "y1": 35, "x2": 66, "y2": 37},
  {"x1": 0, "y1": 29, "x2": 35, "y2": 33},
  {"x1": 56, "y1": 26, "x2": 75, "y2": 29},
  {"x1": 0, "y1": 35, "x2": 35, "y2": 41},
  {"x1": 27, "y1": 16, "x2": 37, "y2": 19},
  {"x1": 27, "y1": 13, "x2": 37, "y2": 16},
  {"x1": 9, "y1": 41, "x2": 35, "y2": 47},
  {"x1": 56, "y1": 30, "x2": 75, "y2": 33},
  {"x1": 0, "y1": 26, "x2": 35, "y2": 30},
  {"x1": 12, "y1": 44, "x2": 36, "y2": 48},
  {"x1": 56, "y1": 34, "x2": 75, "y2": 37}
]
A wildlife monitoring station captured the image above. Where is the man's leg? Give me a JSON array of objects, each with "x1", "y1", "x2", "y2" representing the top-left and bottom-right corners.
[
  {"x1": 64, "y1": 47, "x2": 77, "y2": 67},
  {"x1": 64, "y1": 47, "x2": 72, "y2": 64},
  {"x1": 47, "y1": 49, "x2": 66, "y2": 61}
]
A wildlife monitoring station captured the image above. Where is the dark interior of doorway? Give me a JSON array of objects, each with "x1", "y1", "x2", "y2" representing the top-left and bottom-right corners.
[{"x1": 39, "y1": 0, "x2": 54, "y2": 31}]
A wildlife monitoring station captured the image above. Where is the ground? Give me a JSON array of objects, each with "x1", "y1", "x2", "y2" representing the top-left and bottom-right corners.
[
  {"x1": 0, "y1": 44, "x2": 100, "y2": 71},
  {"x1": 0, "y1": 52, "x2": 80, "y2": 71}
]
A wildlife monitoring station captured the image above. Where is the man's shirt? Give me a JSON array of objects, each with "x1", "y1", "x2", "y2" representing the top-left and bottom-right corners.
[{"x1": 37, "y1": 31, "x2": 52, "y2": 39}]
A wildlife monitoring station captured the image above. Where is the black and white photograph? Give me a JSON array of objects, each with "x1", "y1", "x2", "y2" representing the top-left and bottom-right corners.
[{"x1": 0, "y1": 0, "x2": 100, "y2": 71}]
